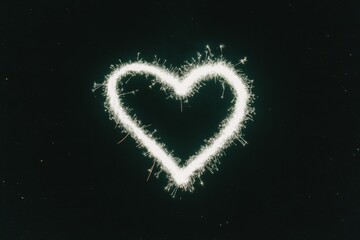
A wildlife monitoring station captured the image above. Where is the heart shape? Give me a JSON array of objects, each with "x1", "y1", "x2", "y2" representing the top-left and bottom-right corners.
[{"x1": 105, "y1": 61, "x2": 251, "y2": 190}]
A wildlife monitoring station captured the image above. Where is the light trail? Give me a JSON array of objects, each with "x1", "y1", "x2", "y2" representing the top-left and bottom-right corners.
[{"x1": 103, "y1": 53, "x2": 253, "y2": 192}]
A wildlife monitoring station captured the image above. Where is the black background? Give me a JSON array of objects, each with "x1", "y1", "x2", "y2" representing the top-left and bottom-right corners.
[{"x1": 1, "y1": 0, "x2": 360, "y2": 239}]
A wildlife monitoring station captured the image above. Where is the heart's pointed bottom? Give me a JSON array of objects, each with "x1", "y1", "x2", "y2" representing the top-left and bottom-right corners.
[{"x1": 172, "y1": 170, "x2": 191, "y2": 187}]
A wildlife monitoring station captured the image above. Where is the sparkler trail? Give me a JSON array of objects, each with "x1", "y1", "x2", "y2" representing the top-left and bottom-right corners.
[{"x1": 102, "y1": 50, "x2": 253, "y2": 192}]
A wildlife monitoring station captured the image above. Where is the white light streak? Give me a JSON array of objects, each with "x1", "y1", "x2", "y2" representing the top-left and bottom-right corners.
[
  {"x1": 240, "y1": 56, "x2": 248, "y2": 65},
  {"x1": 103, "y1": 53, "x2": 253, "y2": 192}
]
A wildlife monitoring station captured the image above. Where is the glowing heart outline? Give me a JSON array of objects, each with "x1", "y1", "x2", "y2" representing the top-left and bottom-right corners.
[{"x1": 105, "y1": 61, "x2": 251, "y2": 190}]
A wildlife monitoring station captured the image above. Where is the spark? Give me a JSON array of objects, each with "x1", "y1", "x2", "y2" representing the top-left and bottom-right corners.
[
  {"x1": 240, "y1": 56, "x2": 247, "y2": 65},
  {"x1": 117, "y1": 132, "x2": 130, "y2": 144},
  {"x1": 171, "y1": 187, "x2": 179, "y2": 198},
  {"x1": 221, "y1": 82, "x2": 225, "y2": 99},
  {"x1": 219, "y1": 44, "x2": 225, "y2": 58},
  {"x1": 103, "y1": 50, "x2": 253, "y2": 192},
  {"x1": 137, "y1": 52, "x2": 141, "y2": 61},
  {"x1": 119, "y1": 89, "x2": 138, "y2": 96},
  {"x1": 147, "y1": 161, "x2": 156, "y2": 182},
  {"x1": 92, "y1": 82, "x2": 104, "y2": 92},
  {"x1": 197, "y1": 52, "x2": 202, "y2": 63},
  {"x1": 125, "y1": 77, "x2": 132, "y2": 84}
]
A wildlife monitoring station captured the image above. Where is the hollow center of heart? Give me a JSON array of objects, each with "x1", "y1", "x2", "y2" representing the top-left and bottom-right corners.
[{"x1": 120, "y1": 75, "x2": 234, "y2": 162}]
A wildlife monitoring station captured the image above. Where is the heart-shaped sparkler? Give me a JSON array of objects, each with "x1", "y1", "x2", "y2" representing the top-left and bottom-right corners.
[{"x1": 104, "y1": 61, "x2": 251, "y2": 191}]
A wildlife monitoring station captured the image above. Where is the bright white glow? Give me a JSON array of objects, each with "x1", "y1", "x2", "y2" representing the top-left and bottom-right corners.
[{"x1": 104, "y1": 58, "x2": 252, "y2": 192}]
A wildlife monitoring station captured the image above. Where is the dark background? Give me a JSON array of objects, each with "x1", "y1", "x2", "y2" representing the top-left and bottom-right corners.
[{"x1": 1, "y1": 0, "x2": 360, "y2": 239}]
